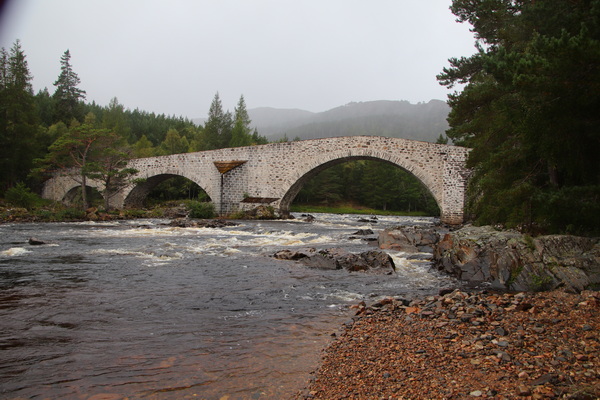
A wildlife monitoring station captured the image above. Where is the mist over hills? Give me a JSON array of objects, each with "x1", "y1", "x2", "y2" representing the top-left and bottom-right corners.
[{"x1": 194, "y1": 99, "x2": 450, "y2": 143}]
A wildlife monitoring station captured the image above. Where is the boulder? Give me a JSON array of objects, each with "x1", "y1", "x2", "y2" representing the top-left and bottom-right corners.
[
  {"x1": 162, "y1": 207, "x2": 189, "y2": 219},
  {"x1": 28, "y1": 237, "x2": 47, "y2": 245},
  {"x1": 433, "y1": 225, "x2": 600, "y2": 292},
  {"x1": 274, "y1": 247, "x2": 396, "y2": 274},
  {"x1": 273, "y1": 249, "x2": 313, "y2": 260},
  {"x1": 349, "y1": 228, "x2": 377, "y2": 241},
  {"x1": 378, "y1": 226, "x2": 441, "y2": 253}
]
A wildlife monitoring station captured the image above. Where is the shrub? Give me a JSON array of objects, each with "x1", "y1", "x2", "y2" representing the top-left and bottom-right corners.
[
  {"x1": 188, "y1": 201, "x2": 216, "y2": 219},
  {"x1": 56, "y1": 207, "x2": 86, "y2": 220},
  {"x1": 5, "y1": 183, "x2": 40, "y2": 209}
]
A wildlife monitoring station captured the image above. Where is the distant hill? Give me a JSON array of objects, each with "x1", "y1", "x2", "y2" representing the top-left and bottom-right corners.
[{"x1": 193, "y1": 99, "x2": 450, "y2": 143}]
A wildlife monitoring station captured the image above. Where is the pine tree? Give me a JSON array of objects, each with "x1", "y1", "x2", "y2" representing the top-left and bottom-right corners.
[
  {"x1": 0, "y1": 40, "x2": 39, "y2": 193},
  {"x1": 438, "y1": 0, "x2": 600, "y2": 235},
  {"x1": 53, "y1": 49, "x2": 86, "y2": 123},
  {"x1": 158, "y1": 128, "x2": 189, "y2": 155},
  {"x1": 203, "y1": 92, "x2": 232, "y2": 150},
  {"x1": 230, "y1": 95, "x2": 253, "y2": 147},
  {"x1": 38, "y1": 113, "x2": 104, "y2": 210},
  {"x1": 102, "y1": 97, "x2": 132, "y2": 142}
]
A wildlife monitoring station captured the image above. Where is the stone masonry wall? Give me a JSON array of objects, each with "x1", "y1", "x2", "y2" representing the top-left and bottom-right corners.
[{"x1": 42, "y1": 136, "x2": 470, "y2": 224}]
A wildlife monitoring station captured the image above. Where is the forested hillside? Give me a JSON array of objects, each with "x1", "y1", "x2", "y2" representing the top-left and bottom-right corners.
[
  {"x1": 205, "y1": 100, "x2": 450, "y2": 142},
  {"x1": 279, "y1": 100, "x2": 449, "y2": 142}
]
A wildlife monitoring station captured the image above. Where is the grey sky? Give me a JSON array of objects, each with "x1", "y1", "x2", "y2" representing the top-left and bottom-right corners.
[{"x1": 0, "y1": 0, "x2": 476, "y2": 119}]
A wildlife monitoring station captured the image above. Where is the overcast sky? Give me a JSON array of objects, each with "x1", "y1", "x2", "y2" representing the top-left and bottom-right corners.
[{"x1": 0, "y1": 0, "x2": 476, "y2": 118}]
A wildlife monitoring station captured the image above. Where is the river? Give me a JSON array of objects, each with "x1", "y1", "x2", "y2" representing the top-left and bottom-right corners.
[{"x1": 0, "y1": 213, "x2": 457, "y2": 399}]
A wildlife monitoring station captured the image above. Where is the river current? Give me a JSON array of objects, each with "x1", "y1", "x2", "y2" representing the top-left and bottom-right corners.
[{"x1": 0, "y1": 213, "x2": 457, "y2": 399}]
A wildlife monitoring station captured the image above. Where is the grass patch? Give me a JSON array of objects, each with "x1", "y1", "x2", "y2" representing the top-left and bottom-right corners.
[{"x1": 290, "y1": 204, "x2": 431, "y2": 217}]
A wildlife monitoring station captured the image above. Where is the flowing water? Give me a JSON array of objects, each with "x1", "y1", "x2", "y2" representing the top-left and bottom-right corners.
[{"x1": 0, "y1": 213, "x2": 458, "y2": 399}]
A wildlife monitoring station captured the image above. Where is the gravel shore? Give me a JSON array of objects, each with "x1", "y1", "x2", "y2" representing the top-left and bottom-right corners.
[{"x1": 298, "y1": 290, "x2": 600, "y2": 400}]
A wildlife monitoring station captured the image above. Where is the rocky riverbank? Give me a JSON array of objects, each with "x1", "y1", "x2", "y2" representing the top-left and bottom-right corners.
[
  {"x1": 296, "y1": 225, "x2": 599, "y2": 399},
  {"x1": 298, "y1": 289, "x2": 600, "y2": 399},
  {"x1": 378, "y1": 224, "x2": 600, "y2": 293}
]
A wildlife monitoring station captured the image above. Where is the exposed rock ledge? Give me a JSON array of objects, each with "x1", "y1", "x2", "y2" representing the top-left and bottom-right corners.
[
  {"x1": 273, "y1": 248, "x2": 396, "y2": 274},
  {"x1": 432, "y1": 225, "x2": 600, "y2": 292}
]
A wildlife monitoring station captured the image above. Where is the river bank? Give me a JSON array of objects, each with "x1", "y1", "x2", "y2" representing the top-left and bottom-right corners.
[{"x1": 298, "y1": 289, "x2": 600, "y2": 399}]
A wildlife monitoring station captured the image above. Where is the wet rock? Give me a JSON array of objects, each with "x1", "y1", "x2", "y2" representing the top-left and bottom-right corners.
[
  {"x1": 28, "y1": 237, "x2": 46, "y2": 245},
  {"x1": 162, "y1": 206, "x2": 188, "y2": 219},
  {"x1": 237, "y1": 205, "x2": 278, "y2": 220},
  {"x1": 301, "y1": 214, "x2": 315, "y2": 222},
  {"x1": 349, "y1": 229, "x2": 377, "y2": 241},
  {"x1": 273, "y1": 249, "x2": 312, "y2": 260},
  {"x1": 357, "y1": 217, "x2": 378, "y2": 223},
  {"x1": 433, "y1": 225, "x2": 600, "y2": 292},
  {"x1": 378, "y1": 226, "x2": 441, "y2": 252},
  {"x1": 277, "y1": 247, "x2": 396, "y2": 274}
]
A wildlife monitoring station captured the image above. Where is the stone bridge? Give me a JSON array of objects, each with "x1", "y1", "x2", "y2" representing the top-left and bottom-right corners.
[{"x1": 42, "y1": 136, "x2": 471, "y2": 224}]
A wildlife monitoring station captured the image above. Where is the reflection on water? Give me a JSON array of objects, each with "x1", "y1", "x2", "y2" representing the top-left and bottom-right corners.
[{"x1": 0, "y1": 214, "x2": 456, "y2": 399}]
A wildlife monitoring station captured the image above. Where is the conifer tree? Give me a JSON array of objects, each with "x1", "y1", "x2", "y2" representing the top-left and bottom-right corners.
[
  {"x1": 53, "y1": 49, "x2": 86, "y2": 123},
  {"x1": 438, "y1": 0, "x2": 600, "y2": 234},
  {"x1": 36, "y1": 113, "x2": 136, "y2": 211},
  {"x1": 230, "y1": 95, "x2": 253, "y2": 147},
  {"x1": 0, "y1": 40, "x2": 39, "y2": 193},
  {"x1": 203, "y1": 92, "x2": 232, "y2": 150}
]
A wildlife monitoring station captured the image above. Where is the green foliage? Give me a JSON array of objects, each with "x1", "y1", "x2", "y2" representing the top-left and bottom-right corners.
[
  {"x1": 522, "y1": 234, "x2": 535, "y2": 251},
  {"x1": 0, "y1": 40, "x2": 270, "y2": 207},
  {"x1": 145, "y1": 176, "x2": 209, "y2": 205},
  {"x1": 4, "y1": 182, "x2": 40, "y2": 208},
  {"x1": 158, "y1": 128, "x2": 189, "y2": 155},
  {"x1": 204, "y1": 92, "x2": 233, "y2": 150},
  {"x1": 294, "y1": 160, "x2": 439, "y2": 215},
  {"x1": 438, "y1": 0, "x2": 600, "y2": 235},
  {"x1": 530, "y1": 274, "x2": 554, "y2": 292},
  {"x1": 435, "y1": 134, "x2": 448, "y2": 144},
  {"x1": 188, "y1": 201, "x2": 216, "y2": 219},
  {"x1": 0, "y1": 40, "x2": 41, "y2": 192},
  {"x1": 52, "y1": 49, "x2": 86, "y2": 123},
  {"x1": 55, "y1": 207, "x2": 86, "y2": 220},
  {"x1": 290, "y1": 204, "x2": 429, "y2": 217},
  {"x1": 229, "y1": 95, "x2": 253, "y2": 148},
  {"x1": 133, "y1": 135, "x2": 156, "y2": 158}
]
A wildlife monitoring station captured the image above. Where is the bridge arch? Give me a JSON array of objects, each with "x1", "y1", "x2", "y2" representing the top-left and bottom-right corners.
[
  {"x1": 41, "y1": 174, "x2": 106, "y2": 207},
  {"x1": 278, "y1": 155, "x2": 440, "y2": 215},
  {"x1": 122, "y1": 173, "x2": 212, "y2": 207}
]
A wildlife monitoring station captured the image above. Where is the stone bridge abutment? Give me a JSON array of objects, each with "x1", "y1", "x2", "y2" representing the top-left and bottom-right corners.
[{"x1": 42, "y1": 136, "x2": 470, "y2": 224}]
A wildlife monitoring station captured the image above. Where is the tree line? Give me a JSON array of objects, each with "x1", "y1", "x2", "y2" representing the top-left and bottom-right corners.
[
  {"x1": 438, "y1": 0, "x2": 599, "y2": 236},
  {"x1": 0, "y1": 41, "x2": 269, "y2": 208},
  {"x1": 0, "y1": 40, "x2": 440, "y2": 214},
  {"x1": 295, "y1": 160, "x2": 439, "y2": 215}
]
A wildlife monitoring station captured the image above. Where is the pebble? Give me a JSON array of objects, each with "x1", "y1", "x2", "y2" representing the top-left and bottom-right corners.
[{"x1": 301, "y1": 289, "x2": 600, "y2": 400}]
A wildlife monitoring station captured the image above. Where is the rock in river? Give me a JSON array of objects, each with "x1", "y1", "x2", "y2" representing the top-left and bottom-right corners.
[{"x1": 274, "y1": 248, "x2": 396, "y2": 274}]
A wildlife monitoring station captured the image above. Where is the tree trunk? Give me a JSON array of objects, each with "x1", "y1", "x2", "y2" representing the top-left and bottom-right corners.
[{"x1": 81, "y1": 173, "x2": 88, "y2": 211}]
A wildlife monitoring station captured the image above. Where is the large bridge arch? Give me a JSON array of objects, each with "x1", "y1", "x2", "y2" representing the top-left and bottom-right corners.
[
  {"x1": 122, "y1": 173, "x2": 212, "y2": 208},
  {"x1": 278, "y1": 155, "x2": 441, "y2": 215},
  {"x1": 244, "y1": 137, "x2": 469, "y2": 224}
]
